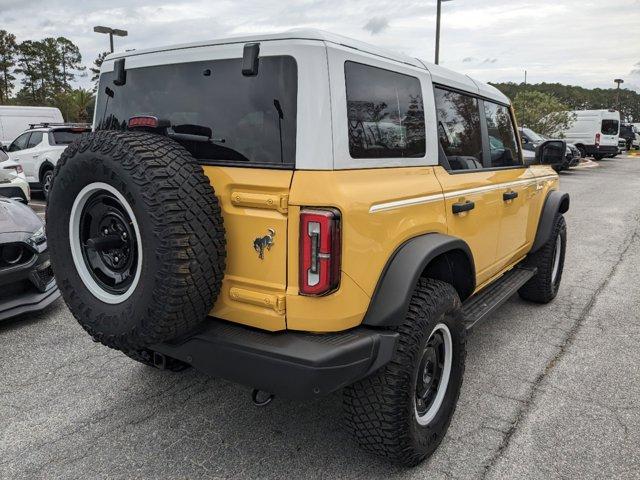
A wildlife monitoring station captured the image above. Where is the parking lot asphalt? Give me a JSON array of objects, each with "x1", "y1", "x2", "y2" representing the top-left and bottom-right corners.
[{"x1": 1, "y1": 157, "x2": 639, "y2": 479}]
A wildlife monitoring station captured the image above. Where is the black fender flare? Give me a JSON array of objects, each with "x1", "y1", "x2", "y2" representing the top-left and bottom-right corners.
[
  {"x1": 38, "y1": 160, "x2": 54, "y2": 183},
  {"x1": 531, "y1": 190, "x2": 570, "y2": 253},
  {"x1": 362, "y1": 233, "x2": 475, "y2": 328}
]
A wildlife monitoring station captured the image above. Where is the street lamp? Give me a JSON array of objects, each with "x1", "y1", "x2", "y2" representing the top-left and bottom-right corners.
[
  {"x1": 93, "y1": 26, "x2": 128, "y2": 53},
  {"x1": 614, "y1": 78, "x2": 624, "y2": 114},
  {"x1": 435, "y1": 0, "x2": 453, "y2": 65}
]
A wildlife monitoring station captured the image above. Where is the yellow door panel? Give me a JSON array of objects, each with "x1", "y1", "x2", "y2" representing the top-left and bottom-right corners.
[
  {"x1": 495, "y1": 168, "x2": 536, "y2": 268},
  {"x1": 434, "y1": 166, "x2": 502, "y2": 286},
  {"x1": 202, "y1": 166, "x2": 292, "y2": 331},
  {"x1": 288, "y1": 167, "x2": 447, "y2": 331}
]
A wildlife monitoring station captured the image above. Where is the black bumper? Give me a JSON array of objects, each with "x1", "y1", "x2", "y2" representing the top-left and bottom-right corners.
[
  {"x1": 0, "y1": 237, "x2": 60, "y2": 321},
  {"x1": 584, "y1": 145, "x2": 618, "y2": 156},
  {"x1": 153, "y1": 320, "x2": 398, "y2": 399}
]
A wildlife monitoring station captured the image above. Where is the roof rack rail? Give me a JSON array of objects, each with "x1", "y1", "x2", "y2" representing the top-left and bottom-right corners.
[{"x1": 27, "y1": 122, "x2": 92, "y2": 129}]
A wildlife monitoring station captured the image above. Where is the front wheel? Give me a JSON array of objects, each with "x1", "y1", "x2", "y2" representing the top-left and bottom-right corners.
[
  {"x1": 343, "y1": 278, "x2": 466, "y2": 466},
  {"x1": 519, "y1": 214, "x2": 566, "y2": 303},
  {"x1": 593, "y1": 154, "x2": 605, "y2": 160}
]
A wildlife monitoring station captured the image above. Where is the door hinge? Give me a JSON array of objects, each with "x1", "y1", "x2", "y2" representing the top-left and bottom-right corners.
[
  {"x1": 229, "y1": 287, "x2": 286, "y2": 315},
  {"x1": 231, "y1": 191, "x2": 288, "y2": 213}
]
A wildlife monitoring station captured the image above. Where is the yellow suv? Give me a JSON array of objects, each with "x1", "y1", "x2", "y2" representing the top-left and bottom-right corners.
[{"x1": 47, "y1": 30, "x2": 569, "y2": 466}]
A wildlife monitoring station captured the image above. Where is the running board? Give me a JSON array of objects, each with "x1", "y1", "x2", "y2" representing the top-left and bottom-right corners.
[{"x1": 462, "y1": 266, "x2": 537, "y2": 331}]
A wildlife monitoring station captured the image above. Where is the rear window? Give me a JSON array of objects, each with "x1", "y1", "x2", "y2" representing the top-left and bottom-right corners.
[
  {"x1": 50, "y1": 129, "x2": 89, "y2": 145},
  {"x1": 601, "y1": 120, "x2": 619, "y2": 135},
  {"x1": 95, "y1": 56, "x2": 298, "y2": 167},
  {"x1": 345, "y1": 61, "x2": 425, "y2": 159}
]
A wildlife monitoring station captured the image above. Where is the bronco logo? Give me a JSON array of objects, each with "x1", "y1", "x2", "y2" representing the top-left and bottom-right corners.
[{"x1": 253, "y1": 228, "x2": 276, "y2": 259}]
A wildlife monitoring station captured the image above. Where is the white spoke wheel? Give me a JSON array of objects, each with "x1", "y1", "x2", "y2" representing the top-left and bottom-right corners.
[
  {"x1": 69, "y1": 182, "x2": 142, "y2": 304},
  {"x1": 414, "y1": 323, "x2": 453, "y2": 425}
]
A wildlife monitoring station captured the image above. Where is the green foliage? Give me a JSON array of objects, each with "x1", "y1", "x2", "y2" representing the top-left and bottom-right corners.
[
  {"x1": 90, "y1": 51, "x2": 109, "y2": 91},
  {"x1": 510, "y1": 90, "x2": 574, "y2": 137},
  {"x1": 54, "y1": 88, "x2": 95, "y2": 123},
  {"x1": 491, "y1": 81, "x2": 640, "y2": 123},
  {"x1": 0, "y1": 30, "x2": 17, "y2": 103}
]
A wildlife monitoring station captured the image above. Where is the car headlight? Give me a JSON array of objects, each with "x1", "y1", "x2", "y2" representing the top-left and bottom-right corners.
[{"x1": 28, "y1": 226, "x2": 47, "y2": 246}]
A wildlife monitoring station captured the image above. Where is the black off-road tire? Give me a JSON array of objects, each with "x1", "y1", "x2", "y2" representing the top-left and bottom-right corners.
[
  {"x1": 343, "y1": 278, "x2": 466, "y2": 466},
  {"x1": 518, "y1": 214, "x2": 566, "y2": 303},
  {"x1": 47, "y1": 131, "x2": 226, "y2": 357}
]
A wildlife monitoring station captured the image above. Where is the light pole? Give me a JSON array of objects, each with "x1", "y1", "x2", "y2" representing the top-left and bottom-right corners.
[
  {"x1": 93, "y1": 26, "x2": 128, "y2": 53},
  {"x1": 614, "y1": 78, "x2": 624, "y2": 115},
  {"x1": 435, "y1": 0, "x2": 453, "y2": 65}
]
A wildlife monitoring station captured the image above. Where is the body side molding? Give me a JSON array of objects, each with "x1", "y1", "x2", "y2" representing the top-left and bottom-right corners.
[
  {"x1": 531, "y1": 191, "x2": 570, "y2": 253},
  {"x1": 362, "y1": 233, "x2": 475, "y2": 327}
]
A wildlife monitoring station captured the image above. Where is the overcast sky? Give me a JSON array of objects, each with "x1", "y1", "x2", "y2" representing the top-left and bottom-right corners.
[{"x1": 2, "y1": 0, "x2": 639, "y2": 92}]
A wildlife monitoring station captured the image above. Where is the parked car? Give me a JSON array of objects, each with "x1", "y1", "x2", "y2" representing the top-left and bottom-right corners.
[
  {"x1": 46, "y1": 29, "x2": 569, "y2": 466},
  {"x1": 556, "y1": 109, "x2": 620, "y2": 160},
  {"x1": 0, "y1": 106, "x2": 63, "y2": 148},
  {"x1": 520, "y1": 127, "x2": 579, "y2": 170},
  {"x1": 0, "y1": 158, "x2": 27, "y2": 180},
  {"x1": 0, "y1": 197, "x2": 60, "y2": 321},
  {"x1": 2, "y1": 123, "x2": 91, "y2": 199},
  {"x1": 619, "y1": 123, "x2": 636, "y2": 151},
  {"x1": 631, "y1": 123, "x2": 640, "y2": 149},
  {"x1": 0, "y1": 150, "x2": 29, "y2": 203}
]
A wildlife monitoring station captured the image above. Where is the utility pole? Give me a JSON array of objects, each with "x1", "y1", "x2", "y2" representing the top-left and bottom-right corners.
[
  {"x1": 522, "y1": 70, "x2": 527, "y2": 128},
  {"x1": 93, "y1": 26, "x2": 128, "y2": 53},
  {"x1": 614, "y1": 78, "x2": 624, "y2": 116},
  {"x1": 435, "y1": 0, "x2": 453, "y2": 65}
]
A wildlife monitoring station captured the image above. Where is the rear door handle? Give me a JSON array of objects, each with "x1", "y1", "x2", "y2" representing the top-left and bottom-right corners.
[
  {"x1": 503, "y1": 191, "x2": 518, "y2": 201},
  {"x1": 452, "y1": 201, "x2": 475, "y2": 214}
]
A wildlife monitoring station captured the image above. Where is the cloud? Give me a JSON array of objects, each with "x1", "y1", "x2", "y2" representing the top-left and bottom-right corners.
[
  {"x1": 363, "y1": 16, "x2": 389, "y2": 35},
  {"x1": 0, "y1": 0, "x2": 638, "y2": 92}
]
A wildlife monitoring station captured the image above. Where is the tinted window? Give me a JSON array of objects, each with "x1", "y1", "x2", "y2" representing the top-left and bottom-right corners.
[
  {"x1": 50, "y1": 129, "x2": 89, "y2": 145},
  {"x1": 434, "y1": 88, "x2": 483, "y2": 170},
  {"x1": 8, "y1": 133, "x2": 30, "y2": 152},
  {"x1": 95, "y1": 56, "x2": 298, "y2": 167},
  {"x1": 27, "y1": 131, "x2": 43, "y2": 148},
  {"x1": 345, "y1": 62, "x2": 425, "y2": 159},
  {"x1": 601, "y1": 120, "x2": 619, "y2": 135},
  {"x1": 484, "y1": 102, "x2": 521, "y2": 168}
]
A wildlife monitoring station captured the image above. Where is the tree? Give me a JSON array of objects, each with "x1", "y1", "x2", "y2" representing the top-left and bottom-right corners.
[
  {"x1": 90, "y1": 51, "x2": 108, "y2": 91},
  {"x1": 511, "y1": 90, "x2": 574, "y2": 137},
  {"x1": 0, "y1": 30, "x2": 17, "y2": 103},
  {"x1": 56, "y1": 37, "x2": 85, "y2": 89},
  {"x1": 54, "y1": 88, "x2": 94, "y2": 122}
]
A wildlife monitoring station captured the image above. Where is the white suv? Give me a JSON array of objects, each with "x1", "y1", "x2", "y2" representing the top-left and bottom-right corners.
[{"x1": 1, "y1": 124, "x2": 90, "y2": 199}]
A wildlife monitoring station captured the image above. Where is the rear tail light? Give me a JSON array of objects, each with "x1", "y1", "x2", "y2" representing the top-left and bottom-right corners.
[
  {"x1": 595, "y1": 133, "x2": 601, "y2": 146},
  {"x1": 128, "y1": 116, "x2": 159, "y2": 129},
  {"x1": 4, "y1": 164, "x2": 23, "y2": 174},
  {"x1": 299, "y1": 208, "x2": 341, "y2": 296}
]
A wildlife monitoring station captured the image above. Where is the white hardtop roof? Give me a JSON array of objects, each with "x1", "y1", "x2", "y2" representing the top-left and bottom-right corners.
[
  {"x1": 0, "y1": 105, "x2": 61, "y2": 112},
  {"x1": 106, "y1": 28, "x2": 509, "y2": 105}
]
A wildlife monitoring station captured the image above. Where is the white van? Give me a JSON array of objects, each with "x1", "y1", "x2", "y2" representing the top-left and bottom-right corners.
[
  {"x1": 0, "y1": 106, "x2": 64, "y2": 147},
  {"x1": 558, "y1": 109, "x2": 620, "y2": 160}
]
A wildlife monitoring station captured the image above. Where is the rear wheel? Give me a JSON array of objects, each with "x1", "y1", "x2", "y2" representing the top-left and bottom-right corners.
[
  {"x1": 47, "y1": 131, "x2": 226, "y2": 355},
  {"x1": 593, "y1": 154, "x2": 605, "y2": 160},
  {"x1": 519, "y1": 214, "x2": 566, "y2": 303},
  {"x1": 576, "y1": 145, "x2": 586, "y2": 158},
  {"x1": 41, "y1": 168, "x2": 53, "y2": 200},
  {"x1": 343, "y1": 278, "x2": 466, "y2": 466}
]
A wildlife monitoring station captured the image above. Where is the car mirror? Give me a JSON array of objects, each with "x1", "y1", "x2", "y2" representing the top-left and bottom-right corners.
[
  {"x1": 535, "y1": 140, "x2": 566, "y2": 165},
  {"x1": 0, "y1": 149, "x2": 7, "y2": 162}
]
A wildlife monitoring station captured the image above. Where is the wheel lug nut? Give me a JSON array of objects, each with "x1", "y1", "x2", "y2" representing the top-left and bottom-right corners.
[
  {"x1": 104, "y1": 228, "x2": 109, "y2": 235},
  {"x1": 114, "y1": 256, "x2": 119, "y2": 262}
]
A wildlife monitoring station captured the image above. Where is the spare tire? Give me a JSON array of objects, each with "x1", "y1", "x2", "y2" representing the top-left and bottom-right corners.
[{"x1": 47, "y1": 131, "x2": 226, "y2": 354}]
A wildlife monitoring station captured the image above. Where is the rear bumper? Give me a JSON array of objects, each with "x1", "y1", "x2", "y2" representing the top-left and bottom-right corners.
[
  {"x1": 153, "y1": 320, "x2": 398, "y2": 399},
  {"x1": 584, "y1": 145, "x2": 618, "y2": 156}
]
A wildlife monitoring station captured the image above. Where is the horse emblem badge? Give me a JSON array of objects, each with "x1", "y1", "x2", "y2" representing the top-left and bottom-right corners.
[{"x1": 253, "y1": 228, "x2": 276, "y2": 259}]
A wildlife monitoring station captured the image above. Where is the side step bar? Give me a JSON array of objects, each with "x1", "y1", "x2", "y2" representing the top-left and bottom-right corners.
[{"x1": 462, "y1": 266, "x2": 537, "y2": 331}]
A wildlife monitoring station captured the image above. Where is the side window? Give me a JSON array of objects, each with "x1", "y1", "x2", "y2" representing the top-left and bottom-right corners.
[
  {"x1": 434, "y1": 87, "x2": 484, "y2": 170},
  {"x1": 484, "y1": 102, "x2": 522, "y2": 168},
  {"x1": 27, "y1": 131, "x2": 43, "y2": 148},
  {"x1": 8, "y1": 133, "x2": 31, "y2": 152},
  {"x1": 345, "y1": 61, "x2": 425, "y2": 159}
]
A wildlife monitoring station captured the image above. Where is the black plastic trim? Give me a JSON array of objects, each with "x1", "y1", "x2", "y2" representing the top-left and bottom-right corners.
[
  {"x1": 153, "y1": 320, "x2": 398, "y2": 399},
  {"x1": 362, "y1": 233, "x2": 475, "y2": 327},
  {"x1": 531, "y1": 191, "x2": 570, "y2": 253}
]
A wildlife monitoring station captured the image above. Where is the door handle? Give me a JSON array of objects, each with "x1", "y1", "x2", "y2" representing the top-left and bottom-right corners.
[
  {"x1": 32, "y1": 154, "x2": 39, "y2": 158},
  {"x1": 452, "y1": 201, "x2": 475, "y2": 214},
  {"x1": 503, "y1": 191, "x2": 518, "y2": 201}
]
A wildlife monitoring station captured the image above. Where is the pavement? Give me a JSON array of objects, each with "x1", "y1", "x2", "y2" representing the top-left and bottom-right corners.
[{"x1": 1, "y1": 156, "x2": 640, "y2": 479}]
